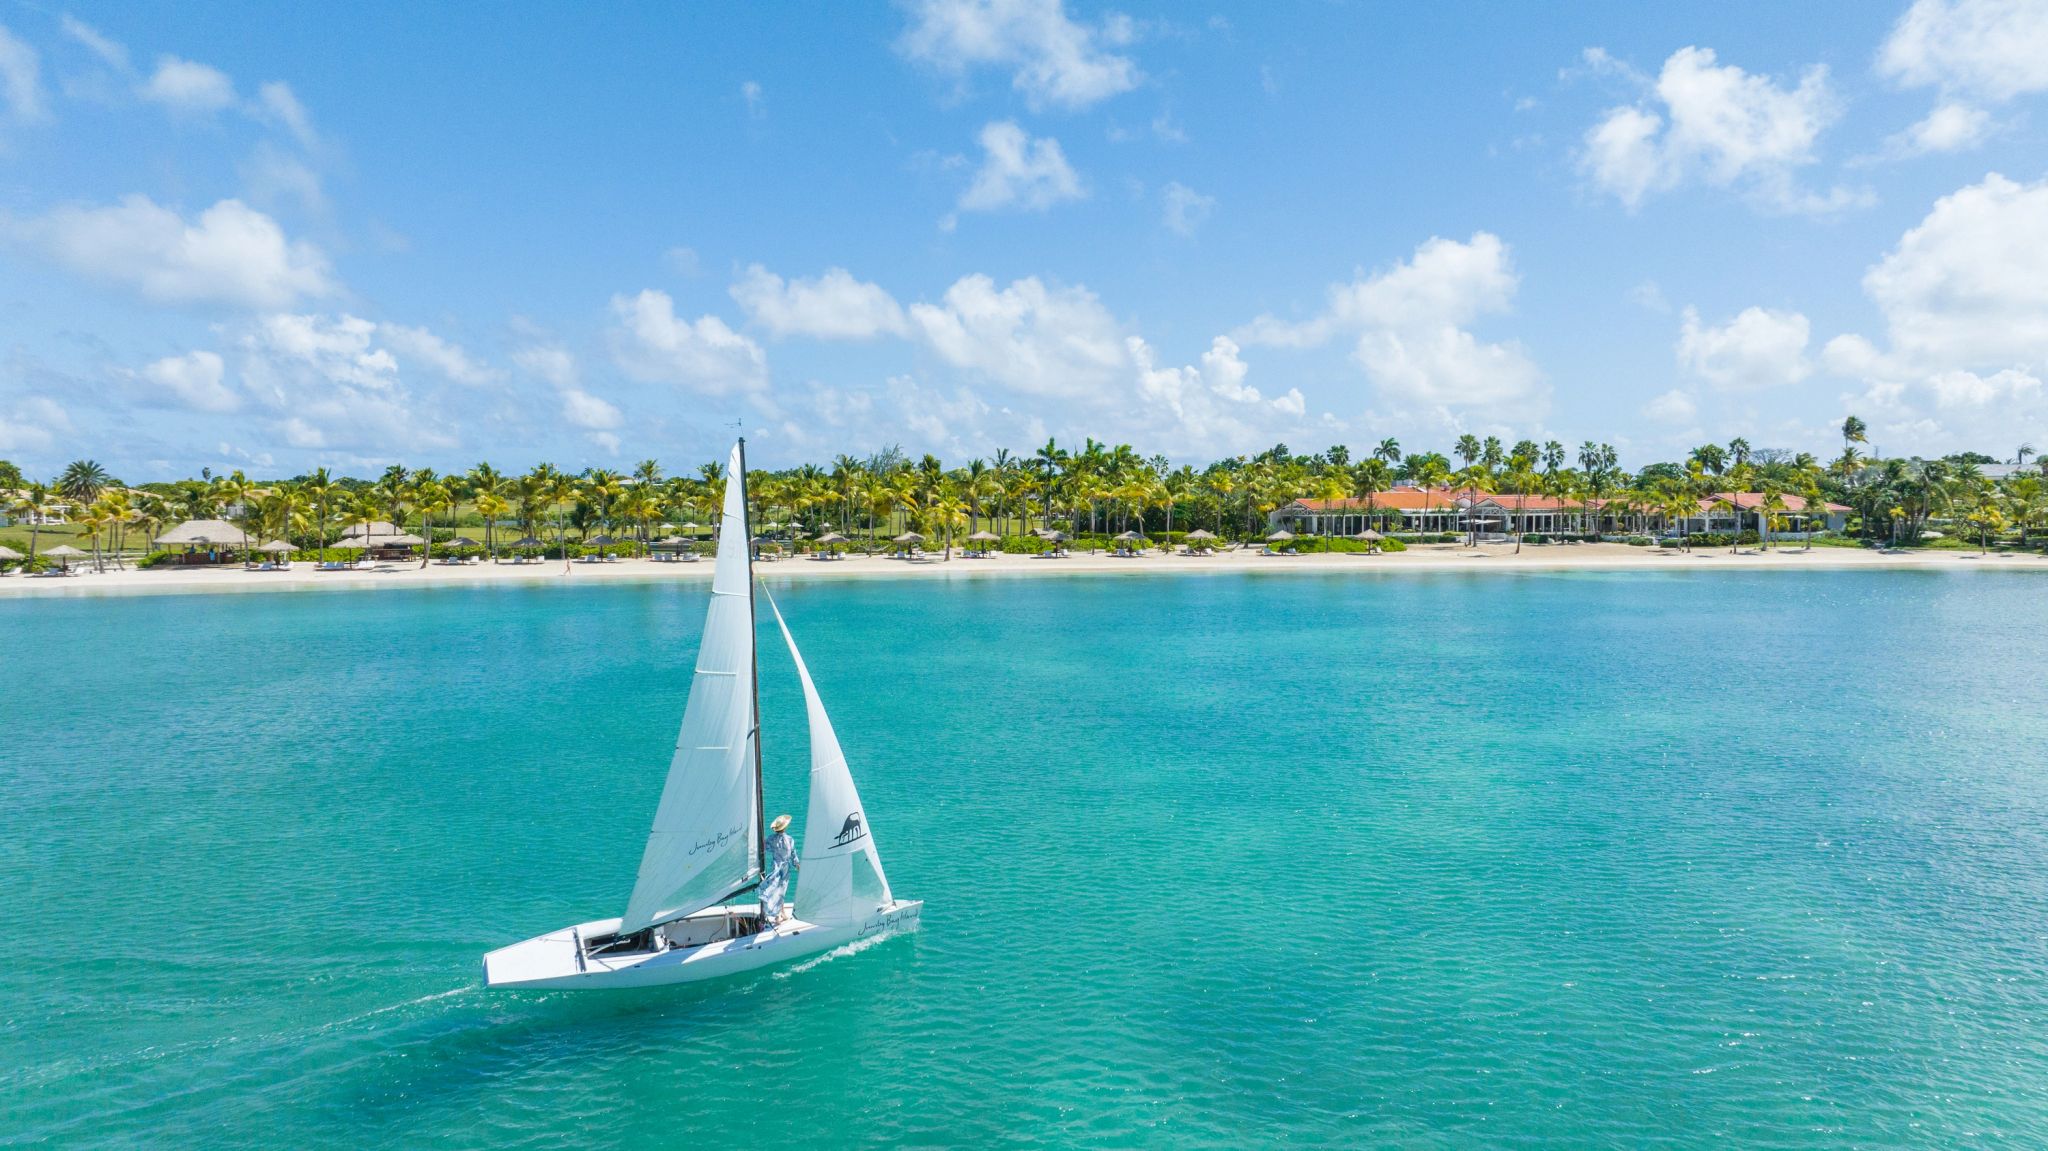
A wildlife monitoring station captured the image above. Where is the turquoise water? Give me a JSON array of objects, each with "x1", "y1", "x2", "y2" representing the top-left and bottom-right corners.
[{"x1": 6, "y1": 569, "x2": 2048, "y2": 1147}]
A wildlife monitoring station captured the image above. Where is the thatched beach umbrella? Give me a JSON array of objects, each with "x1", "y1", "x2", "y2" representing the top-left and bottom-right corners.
[
  {"x1": 815, "y1": 531, "x2": 849, "y2": 544},
  {"x1": 510, "y1": 536, "x2": 542, "y2": 548},
  {"x1": 893, "y1": 531, "x2": 926, "y2": 543},
  {"x1": 450, "y1": 536, "x2": 481, "y2": 548},
  {"x1": 0, "y1": 544, "x2": 24, "y2": 561},
  {"x1": 587, "y1": 534, "x2": 617, "y2": 546},
  {"x1": 44, "y1": 543, "x2": 84, "y2": 570},
  {"x1": 967, "y1": 530, "x2": 999, "y2": 541},
  {"x1": 1353, "y1": 529, "x2": 1384, "y2": 541},
  {"x1": 157, "y1": 519, "x2": 254, "y2": 548},
  {"x1": 1185, "y1": 529, "x2": 1217, "y2": 540},
  {"x1": 329, "y1": 538, "x2": 366, "y2": 550},
  {"x1": 1266, "y1": 529, "x2": 1295, "y2": 542},
  {"x1": 1114, "y1": 530, "x2": 1143, "y2": 541},
  {"x1": 258, "y1": 540, "x2": 296, "y2": 554}
]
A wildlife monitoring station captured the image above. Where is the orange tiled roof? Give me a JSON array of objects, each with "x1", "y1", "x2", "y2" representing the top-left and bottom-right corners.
[{"x1": 1704, "y1": 492, "x2": 1849, "y2": 513}]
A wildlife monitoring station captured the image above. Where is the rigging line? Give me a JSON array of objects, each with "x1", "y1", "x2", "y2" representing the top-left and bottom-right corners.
[{"x1": 739, "y1": 437, "x2": 767, "y2": 870}]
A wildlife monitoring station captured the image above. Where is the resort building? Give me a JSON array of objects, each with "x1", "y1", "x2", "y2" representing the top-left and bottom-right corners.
[
  {"x1": 1272, "y1": 489, "x2": 1850, "y2": 539},
  {"x1": 1680, "y1": 493, "x2": 1850, "y2": 536},
  {"x1": 1, "y1": 492, "x2": 71, "y2": 526}
]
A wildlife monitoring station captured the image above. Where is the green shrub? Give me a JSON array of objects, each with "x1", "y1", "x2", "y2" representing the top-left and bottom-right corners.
[
  {"x1": 1683, "y1": 531, "x2": 1761, "y2": 547},
  {"x1": 1243, "y1": 536, "x2": 1408, "y2": 554}
]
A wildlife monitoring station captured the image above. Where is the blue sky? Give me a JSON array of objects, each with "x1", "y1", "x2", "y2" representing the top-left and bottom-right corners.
[{"x1": 1, "y1": 0, "x2": 2045, "y2": 478}]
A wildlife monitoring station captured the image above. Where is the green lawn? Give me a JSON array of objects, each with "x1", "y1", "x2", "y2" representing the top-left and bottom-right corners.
[{"x1": 0, "y1": 522, "x2": 149, "y2": 558}]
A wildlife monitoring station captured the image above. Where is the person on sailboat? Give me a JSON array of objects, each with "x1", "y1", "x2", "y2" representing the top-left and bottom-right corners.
[{"x1": 760, "y1": 814, "x2": 799, "y2": 926}]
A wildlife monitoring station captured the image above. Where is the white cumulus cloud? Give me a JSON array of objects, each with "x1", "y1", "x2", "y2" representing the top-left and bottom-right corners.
[
  {"x1": 1237, "y1": 232, "x2": 1546, "y2": 425},
  {"x1": 608, "y1": 289, "x2": 768, "y2": 395},
  {"x1": 897, "y1": 0, "x2": 1140, "y2": 111},
  {"x1": 141, "y1": 349, "x2": 239, "y2": 412},
  {"x1": 512, "y1": 343, "x2": 579, "y2": 389},
  {"x1": 560, "y1": 387, "x2": 623, "y2": 431},
  {"x1": 1579, "y1": 46, "x2": 1856, "y2": 213},
  {"x1": 1677, "y1": 305, "x2": 1813, "y2": 391},
  {"x1": 729, "y1": 265, "x2": 908, "y2": 339},
  {"x1": 380, "y1": 324, "x2": 498, "y2": 386},
  {"x1": 1824, "y1": 172, "x2": 2048, "y2": 453},
  {"x1": 1877, "y1": 1, "x2": 2048, "y2": 158},
  {"x1": 1642, "y1": 389, "x2": 1699, "y2": 425},
  {"x1": 235, "y1": 313, "x2": 452, "y2": 454},
  {"x1": 0, "y1": 396, "x2": 68, "y2": 454},
  {"x1": 1129, "y1": 335, "x2": 1310, "y2": 453},
  {"x1": 956, "y1": 120, "x2": 1084, "y2": 218},
  {"x1": 909, "y1": 273, "x2": 1126, "y2": 398},
  {"x1": 140, "y1": 54, "x2": 236, "y2": 113},
  {"x1": 16, "y1": 195, "x2": 334, "y2": 310},
  {"x1": 1879, "y1": 0, "x2": 2048, "y2": 101}
]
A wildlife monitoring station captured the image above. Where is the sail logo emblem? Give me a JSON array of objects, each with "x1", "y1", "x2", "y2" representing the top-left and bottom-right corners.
[{"x1": 833, "y1": 811, "x2": 867, "y2": 847}]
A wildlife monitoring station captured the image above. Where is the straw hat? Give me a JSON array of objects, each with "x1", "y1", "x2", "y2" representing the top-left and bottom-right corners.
[{"x1": 770, "y1": 814, "x2": 792, "y2": 832}]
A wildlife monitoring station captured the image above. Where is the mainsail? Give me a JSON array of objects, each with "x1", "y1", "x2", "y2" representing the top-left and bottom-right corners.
[
  {"x1": 620, "y1": 443, "x2": 762, "y2": 932},
  {"x1": 764, "y1": 589, "x2": 892, "y2": 928}
]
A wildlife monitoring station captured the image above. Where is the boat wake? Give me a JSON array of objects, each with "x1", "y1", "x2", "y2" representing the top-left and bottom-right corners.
[
  {"x1": 311, "y1": 985, "x2": 474, "y2": 1036},
  {"x1": 7, "y1": 985, "x2": 476, "y2": 1096},
  {"x1": 774, "y1": 930, "x2": 902, "y2": 978}
]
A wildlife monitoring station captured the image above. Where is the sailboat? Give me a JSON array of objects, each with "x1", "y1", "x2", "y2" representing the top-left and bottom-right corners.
[{"x1": 483, "y1": 440, "x2": 921, "y2": 990}]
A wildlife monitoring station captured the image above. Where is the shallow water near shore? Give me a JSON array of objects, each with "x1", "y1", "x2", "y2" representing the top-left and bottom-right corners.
[{"x1": 6, "y1": 568, "x2": 2048, "y2": 1147}]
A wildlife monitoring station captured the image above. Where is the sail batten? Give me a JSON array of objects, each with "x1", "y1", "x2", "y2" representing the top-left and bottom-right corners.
[{"x1": 619, "y1": 444, "x2": 762, "y2": 933}]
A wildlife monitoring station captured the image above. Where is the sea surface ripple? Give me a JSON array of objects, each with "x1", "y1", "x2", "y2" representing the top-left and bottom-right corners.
[{"x1": 4, "y1": 568, "x2": 2048, "y2": 1147}]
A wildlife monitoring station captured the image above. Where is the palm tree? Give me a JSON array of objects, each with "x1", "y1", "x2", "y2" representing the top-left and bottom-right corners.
[
  {"x1": 1505, "y1": 460, "x2": 1539, "y2": 553},
  {"x1": 1410, "y1": 453, "x2": 1452, "y2": 536},
  {"x1": 1352, "y1": 458, "x2": 1392, "y2": 535},
  {"x1": 1374, "y1": 438, "x2": 1402, "y2": 466},
  {"x1": 211, "y1": 471, "x2": 263, "y2": 562},
  {"x1": 1313, "y1": 469, "x2": 1348, "y2": 550},
  {"x1": 340, "y1": 492, "x2": 378, "y2": 565},
  {"x1": 475, "y1": 491, "x2": 511, "y2": 561},
  {"x1": 1842, "y1": 415, "x2": 1869, "y2": 461},
  {"x1": 1454, "y1": 434, "x2": 1481, "y2": 469},
  {"x1": 302, "y1": 468, "x2": 337, "y2": 552},
  {"x1": 468, "y1": 462, "x2": 507, "y2": 557},
  {"x1": 544, "y1": 468, "x2": 577, "y2": 569},
  {"x1": 413, "y1": 476, "x2": 452, "y2": 568},
  {"x1": 58, "y1": 459, "x2": 112, "y2": 508},
  {"x1": 1453, "y1": 463, "x2": 1493, "y2": 546},
  {"x1": 2005, "y1": 476, "x2": 2043, "y2": 549}
]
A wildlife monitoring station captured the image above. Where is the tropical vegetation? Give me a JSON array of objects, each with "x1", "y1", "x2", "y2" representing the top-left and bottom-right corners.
[{"x1": 5, "y1": 418, "x2": 2047, "y2": 570}]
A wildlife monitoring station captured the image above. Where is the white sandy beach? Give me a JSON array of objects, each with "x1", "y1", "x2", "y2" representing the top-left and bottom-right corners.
[{"x1": 4, "y1": 541, "x2": 2045, "y2": 598}]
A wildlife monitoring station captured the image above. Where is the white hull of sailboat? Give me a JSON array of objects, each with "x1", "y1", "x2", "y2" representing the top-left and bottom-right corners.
[{"x1": 483, "y1": 900, "x2": 922, "y2": 990}]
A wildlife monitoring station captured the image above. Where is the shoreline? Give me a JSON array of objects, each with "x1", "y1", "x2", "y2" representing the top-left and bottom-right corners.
[{"x1": 3, "y1": 542, "x2": 2045, "y2": 599}]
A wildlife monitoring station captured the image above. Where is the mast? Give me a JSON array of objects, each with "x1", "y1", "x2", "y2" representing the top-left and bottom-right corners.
[{"x1": 739, "y1": 436, "x2": 766, "y2": 872}]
